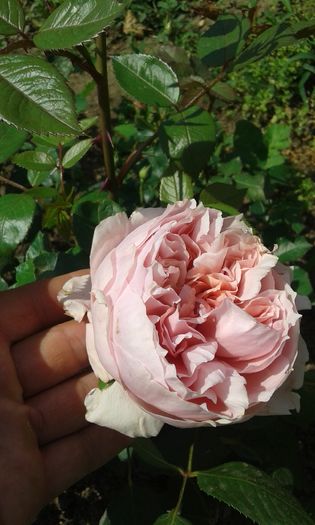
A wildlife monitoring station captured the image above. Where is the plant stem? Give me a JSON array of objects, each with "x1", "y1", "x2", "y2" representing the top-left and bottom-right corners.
[
  {"x1": 0, "y1": 39, "x2": 33, "y2": 55},
  {"x1": 179, "y1": 68, "x2": 227, "y2": 112},
  {"x1": 95, "y1": 33, "x2": 116, "y2": 197},
  {"x1": 127, "y1": 447, "x2": 133, "y2": 489},
  {"x1": 171, "y1": 441, "x2": 195, "y2": 523},
  {"x1": 118, "y1": 131, "x2": 158, "y2": 184},
  {"x1": 57, "y1": 143, "x2": 65, "y2": 194},
  {"x1": 0, "y1": 175, "x2": 27, "y2": 192}
]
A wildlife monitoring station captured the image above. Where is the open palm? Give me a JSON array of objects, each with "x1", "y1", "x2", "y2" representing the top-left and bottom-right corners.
[{"x1": 0, "y1": 272, "x2": 129, "y2": 525}]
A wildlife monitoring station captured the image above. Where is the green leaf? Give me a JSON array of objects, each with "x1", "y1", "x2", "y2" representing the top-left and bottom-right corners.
[
  {"x1": 160, "y1": 106, "x2": 216, "y2": 175},
  {"x1": 234, "y1": 20, "x2": 315, "y2": 69},
  {"x1": 32, "y1": 134, "x2": 74, "y2": 147},
  {"x1": 27, "y1": 170, "x2": 58, "y2": 188},
  {"x1": 112, "y1": 54, "x2": 180, "y2": 107},
  {"x1": 34, "y1": 0, "x2": 126, "y2": 50},
  {"x1": 265, "y1": 123, "x2": 291, "y2": 151},
  {"x1": 0, "y1": 121, "x2": 27, "y2": 163},
  {"x1": 25, "y1": 232, "x2": 59, "y2": 277},
  {"x1": 160, "y1": 173, "x2": 193, "y2": 204},
  {"x1": 210, "y1": 81, "x2": 237, "y2": 102},
  {"x1": 72, "y1": 191, "x2": 121, "y2": 253},
  {"x1": 15, "y1": 259, "x2": 36, "y2": 286},
  {"x1": 115, "y1": 123, "x2": 138, "y2": 139},
  {"x1": 272, "y1": 468, "x2": 294, "y2": 489},
  {"x1": 234, "y1": 120, "x2": 267, "y2": 168},
  {"x1": 99, "y1": 510, "x2": 111, "y2": 525},
  {"x1": 197, "y1": 15, "x2": 250, "y2": 67},
  {"x1": 197, "y1": 462, "x2": 315, "y2": 525},
  {"x1": 63, "y1": 138, "x2": 93, "y2": 168},
  {"x1": 0, "y1": 0, "x2": 24, "y2": 36},
  {"x1": 0, "y1": 277, "x2": 8, "y2": 290},
  {"x1": 275, "y1": 237, "x2": 312, "y2": 263},
  {"x1": 291, "y1": 266, "x2": 313, "y2": 296},
  {"x1": 27, "y1": 186, "x2": 58, "y2": 200},
  {"x1": 13, "y1": 151, "x2": 56, "y2": 171},
  {"x1": 233, "y1": 173, "x2": 265, "y2": 202},
  {"x1": 0, "y1": 194, "x2": 36, "y2": 269},
  {"x1": 154, "y1": 513, "x2": 192, "y2": 525},
  {"x1": 133, "y1": 438, "x2": 180, "y2": 475},
  {"x1": 200, "y1": 184, "x2": 245, "y2": 215},
  {"x1": 79, "y1": 116, "x2": 98, "y2": 131},
  {"x1": 265, "y1": 124, "x2": 291, "y2": 169},
  {"x1": 0, "y1": 55, "x2": 80, "y2": 136}
]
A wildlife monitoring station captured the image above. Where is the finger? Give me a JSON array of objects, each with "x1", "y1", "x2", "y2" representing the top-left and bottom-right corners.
[
  {"x1": 12, "y1": 320, "x2": 88, "y2": 398},
  {"x1": 27, "y1": 371, "x2": 98, "y2": 445},
  {"x1": 0, "y1": 270, "x2": 88, "y2": 343},
  {"x1": 0, "y1": 335, "x2": 23, "y2": 400},
  {"x1": 42, "y1": 425, "x2": 131, "y2": 502}
]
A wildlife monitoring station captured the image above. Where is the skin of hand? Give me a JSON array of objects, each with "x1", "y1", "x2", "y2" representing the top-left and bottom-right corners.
[{"x1": 0, "y1": 272, "x2": 130, "y2": 525}]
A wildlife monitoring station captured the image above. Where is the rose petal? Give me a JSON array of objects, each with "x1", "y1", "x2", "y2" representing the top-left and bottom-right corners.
[
  {"x1": 210, "y1": 299, "x2": 281, "y2": 361},
  {"x1": 90, "y1": 212, "x2": 131, "y2": 274},
  {"x1": 86, "y1": 323, "x2": 112, "y2": 383},
  {"x1": 84, "y1": 382, "x2": 164, "y2": 438},
  {"x1": 57, "y1": 274, "x2": 91, "y2": 322},
  {"x1": 238, "y1": 252, "x2": 278, "y2": 300},
  {"x1": 256, "y1": 338, "x2": 308, "y2": 416},
  {"x1": 130, "y1": 207, "x2": 165, "y2": 229}
]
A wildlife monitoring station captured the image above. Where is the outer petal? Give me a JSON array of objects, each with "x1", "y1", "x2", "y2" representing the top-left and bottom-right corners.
[
  {"x1": 239, "y1": 252, "x2": 278, "y2": 300},
  {"x1": 90, "y1": 212, "x2": 131, "y2": 274},
  {"x1": 86, "y1": 323, "x2": 112, "y2": 383},
  {"x1": 84, "y1": 382, "x2": 164, "y2": 438},
  {"x1": 257, "y1": 337, "x2": 308, "y2": 415},
  {"x1": 130, "y1": 207, "x2": 165, "y2": 229},
  {"x1": 57, "y1": 274, "x2": 91, "y2": 321}
]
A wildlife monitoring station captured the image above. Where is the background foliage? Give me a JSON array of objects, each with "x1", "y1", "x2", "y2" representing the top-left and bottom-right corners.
[{"x1": 0, "y1": 0, "x2": 314, "y2": 523}]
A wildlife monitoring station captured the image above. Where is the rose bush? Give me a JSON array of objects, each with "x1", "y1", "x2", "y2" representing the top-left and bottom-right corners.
[{"x1": 59, "y1": 200, "x2": 308, "y2": 438}]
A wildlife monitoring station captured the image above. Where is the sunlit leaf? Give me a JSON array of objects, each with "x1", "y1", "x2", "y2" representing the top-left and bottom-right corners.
[
  {"x1": 15, "y1": 259, "x2": 36, "y2": 286},
  {"x1": 34, "y1": 0, "x2": 126, "y2": 49},
  {"x1": 0, "y1": 194, "x2": 36, "y2": 269},
  {"x1": 113, "y1": 54, "x2": 180, "y2": 107},
  {"x1": 0, "y1": 0, "x2": 24, "y2": 36},
  {"x1": 160, "y1": 173, "x2": 193, "y2": 203},
  {"x1": 233, "y1": 173, "x2": 265, "y2": 202},
  {"x1": 63, "y1": 138, "x2": 93, "y2": 168},
  {"x1": 275, "y1": 237, "x2": 312, "y2": 263},
  {"x1": 160, "y1": 106, "x2": 216, "y2": 175},
  {"x1": 235, "y1": 20, "x2": 315, "y2": 69},
  {"x1": 0, "y1": 121, "x2": 27, "y2": 163},
  {"x1": 0, "y1": 55, "x2": 80, "y2": 136},
  {"x1": 13, "y1": 151, "x2": 56, "y2": 171},
  {"x1": 197, "y1": 15, "x2": 250, "y2": 67},
  {"x1": 291, "y1": 266, "x2": 313, "y2": 296}
]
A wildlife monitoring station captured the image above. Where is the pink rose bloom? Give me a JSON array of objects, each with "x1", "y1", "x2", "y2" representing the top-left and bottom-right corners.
[{"x1": 58, "y1": 200, "x2": 309, "y2": 438}]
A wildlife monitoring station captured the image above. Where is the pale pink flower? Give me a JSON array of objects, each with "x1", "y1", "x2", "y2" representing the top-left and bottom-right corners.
[{"x1": 58, "y1": 200, "x2": 309, "y2": 438}]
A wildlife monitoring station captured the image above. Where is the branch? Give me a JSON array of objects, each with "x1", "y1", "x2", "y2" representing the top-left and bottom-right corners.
[
  {"x1": 117, "y1": 131, "x2": 158, "y2": 185},
  {"x1": 95, "y1": 33, "x2": 116, "y2": 196},
  {"x1": 179, "y1": 67, "x2": 227, "y2": 112},
  {"x1": 46, "y1": 49, "x2": 101, "y2": 82},
  {"x1": 0, "y1": 175, "x2": 28, "y2": 192},
  {"x1": 0, "y1": 39, "x2": 33, "y2": 55}
]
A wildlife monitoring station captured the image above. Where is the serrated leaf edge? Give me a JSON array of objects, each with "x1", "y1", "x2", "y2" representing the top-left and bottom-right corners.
[
  {"x1": 112, "y1": 53, "x2": 180, "y2": 106},
  {"x1": 33, "y1": 1, "x2": 125, "y2": 50}
]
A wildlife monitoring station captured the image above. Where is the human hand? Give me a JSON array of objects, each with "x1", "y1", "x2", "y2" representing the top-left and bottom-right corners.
[{"x1": 0, "y1": 272, "x2": 130, "y2": 525}]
